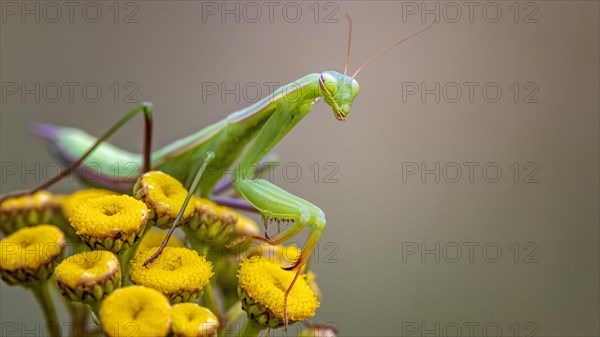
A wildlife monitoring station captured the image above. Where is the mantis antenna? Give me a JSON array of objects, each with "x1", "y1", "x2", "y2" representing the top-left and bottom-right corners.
[
  {"x1": 343, "y1": 14, "x2": 353, "y2": 76},
  {"x1": 352, "y1": 21, "x2": 436, "y2": 79}
]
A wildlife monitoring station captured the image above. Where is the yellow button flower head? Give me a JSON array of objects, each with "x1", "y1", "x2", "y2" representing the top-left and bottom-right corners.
[
  {"x1": 55, "y1": 250, "x2": 121, "y2": 303},
  {"x1": 245, "y1": 244, "x2": 324, "y2": 300},
  {"x1": 238, "y1": 256, "x2": 319, "y2": 328},
  {"x1": 133, "y1": 171, "x2": 195, "y2": 229},
  {"x1": 233, "y1": 213, "x2": 260, "y2": 238},
  {"x1": 130, "y1": 247, "x2": 213, "y2": 303},
  {"x1": 0, "y1": 225, "x2": 65, "y2": 285},
  {"x1": 69, "y1": 195, "x2": 149, "y2": 253},
  {"x1": 100, "y1": 285, "x2": 171, "y2": 337},
  {"x1": 63, "y1": 188, "x2": 117, "y2": 218},
  {"x1": 186, "y1": 196, "x2": 238, "y2": 241},
  {"x1": 0, "y1": 191, "x2": 65, "y2": 235},
  {"x1": 171, "y1": 303, "x2": 219, "y2": 337},
  {"x1": 186, "y1": 197, "x2": 260, "y2": 258}
]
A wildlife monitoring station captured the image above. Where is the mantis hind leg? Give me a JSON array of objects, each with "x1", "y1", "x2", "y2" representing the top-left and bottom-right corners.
[{"x1": 0, "y1": 102, "x2": 154, "y2": 202}]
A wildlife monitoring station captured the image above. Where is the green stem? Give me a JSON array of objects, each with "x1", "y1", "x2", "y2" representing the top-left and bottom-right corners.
[
  {"x1": 118, "y1": 224, "x2": 154, "y2": 286},
  {"x1": 88, "y1": 301, "x2": 102, "y2": 325},
  {"x1": 185, "y1": 232, "x2": 227, "y2": 323},
  {"x1": 239, "y1": 319, "x2": 265, "y2": 337},
  {"x1": 202, "y1": 279, "x2": 222, "y2": 321},
  {"x1": 185, "y1": 233, "x2": 222, "y2": 317},
  {"x1": 222, "y1": 301, "x2": 245, "y2": 334},
  {"x1": 30, "y1": 281, "x2": 60, "y2": 337},
  {"x1": 63, "y1": 298, "x2": 89, "y2": 337},
  {"x1": 118, "y1": 250, "x2": 132, "y2": 286}
]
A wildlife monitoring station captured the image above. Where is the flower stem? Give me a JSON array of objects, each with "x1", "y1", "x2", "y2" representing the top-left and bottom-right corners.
[
  {"x1": 63, "y1": 298, "x2": 88, "y2": 337},
  {"x1": 185, "y1": 233, "x2": 223, "y2": 318},
  {"x1": 202, "y1": 279, "x2": 222, "y2": 321},
  {"x1": 31, "y1": 281, "x2": 60, "y2": 337},
  {"x1": 239, "y1": 319, "x2": 265, "y2": 337},
  {"x1": 222, "y1": 301, "x2": 245, "y2": 335},
  {"x1": 88, "y1": 301, "x2": 102, "y2": 324},
  {"x1": 118, "y1": 224, "x2": 154, "y2": 286},
  {"x1": 118, "y1": 250, "x2": 132, "y2": 286}
]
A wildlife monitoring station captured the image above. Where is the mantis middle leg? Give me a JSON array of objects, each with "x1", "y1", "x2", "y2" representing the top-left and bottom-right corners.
[{"x1": 0, "y1": 102, "x2": 154, "y2": 202}]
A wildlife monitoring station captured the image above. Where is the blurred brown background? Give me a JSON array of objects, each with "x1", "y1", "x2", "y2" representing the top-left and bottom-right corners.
[{"x1": 1, "y1": 1, "x2": 598, "y2": 336}]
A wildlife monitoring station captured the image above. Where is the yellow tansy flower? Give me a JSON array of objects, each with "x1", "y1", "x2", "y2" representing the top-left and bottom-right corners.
[
  {"x1": 130, "y1": 247, "x2": 213, "y2": 303},
  {"x1": 233, "y1": 213, "x2": 260, "y2": 238},
  {"x1": 186, "y1": 198, "x2": 260, "y2": 257},
  {"x1": 100, "y1": 285, "x2": 171, "y2": 337},
  {"x1": 133, "y1": 171, "x2": 195, "y2": 229},
  {"x1": 63, "y1": 188, "x2": 117, "y2": 218},
  {"x1": 238, "y1": 256, "x2": 319, "y2": 327},
  {"x1": 186, "y1": 196, "x2": 237, "y2": 240},
  {"x1": 69, "y1": 195, "x2": 149, "y2": 252},
  {"x1": 0, "y1": 191, "x2": 64, "y2": 235},
  {"x1": 171, "y1": 303, "x2": 219, "y2": 337},
  {"x1": 55, "y1": 250, "x2": 120, "y2": 302},
  {"x1": 0, "y1": 225, "x2": 65, "y2": 285}
]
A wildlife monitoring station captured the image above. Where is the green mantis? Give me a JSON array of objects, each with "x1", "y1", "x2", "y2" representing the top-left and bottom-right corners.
[{"x1": 1, "y1": 19, "x2": 435, "y2": 327}]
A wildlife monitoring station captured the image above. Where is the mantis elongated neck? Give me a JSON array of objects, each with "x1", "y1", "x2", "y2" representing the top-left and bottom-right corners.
[
  {"x1": 151, "y1": 73, "x2": 326, "y2": 191},
  {"x1": 234, "y1": 74, "x2": 325, "y2": 180},
  {"x1": 153, "y1": 73, "x2": 323, "y2": 163},
  {"x1": 227, "y1": 73, "x2": 322, "y2": 124}
]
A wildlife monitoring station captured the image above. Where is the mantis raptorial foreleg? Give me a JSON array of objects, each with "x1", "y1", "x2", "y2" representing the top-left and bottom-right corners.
[
  {"x1": 222, "y1": 99, "x2": 327, "y2": 328},
  {"x1": 210, "y1": 154, "x2": 280, "y2": 212},
  {"x1": 212, "y1": 153, "x2": 280, "y2": 196}
]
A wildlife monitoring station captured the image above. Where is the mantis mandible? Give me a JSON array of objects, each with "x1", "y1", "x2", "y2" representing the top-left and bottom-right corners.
[{"x1": 1, "y1": 19, "x2": 434, "y2": 326}]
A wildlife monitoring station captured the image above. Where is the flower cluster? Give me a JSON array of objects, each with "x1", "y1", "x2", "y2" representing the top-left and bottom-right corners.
[{"x1": 1, "y1": 170, "x2": 325, "y2": 337}]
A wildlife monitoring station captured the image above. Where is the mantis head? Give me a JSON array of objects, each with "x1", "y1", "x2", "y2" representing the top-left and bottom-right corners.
[
  {"x1": 319, "y1": 71, "x2": 359, "y2": 121},
  {"x1": 321, "y1": 17, "x2": 434, "y2": 122}
]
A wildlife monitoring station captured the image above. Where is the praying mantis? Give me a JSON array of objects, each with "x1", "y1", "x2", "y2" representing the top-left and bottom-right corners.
[{"x1": 1, "y1": 19, "x2": 435, "y2": 326}]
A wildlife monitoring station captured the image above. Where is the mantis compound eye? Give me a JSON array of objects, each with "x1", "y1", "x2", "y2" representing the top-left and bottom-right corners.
[
  {"x1": 351, "y1": 78, "x2": 360, "y2": 98},
  {"x1": 320, "y1": 73, "x2": 339, "y2": 96}
]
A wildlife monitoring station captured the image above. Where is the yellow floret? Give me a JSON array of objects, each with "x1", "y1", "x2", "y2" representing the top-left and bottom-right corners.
[
  {"x1": 0, "y1": 191, "x2": 66, "y2": 235},
  {"x1": 0, "y1": 225, "x2": 65, "y2": 271},
  {"x1": 171, "y1": 303, "x2": 219, "y2": 337},
  {"x1": 238, "y1": 256, "x2": 319, "y2": 321},
  {"x1": 55, "y1": 250, "x2": 119, "y2": 288},
  {"x1": 135, "y1": 171, "x2": 195, "y2": 220},
  {"x1": 69, "y1": 195, "x2": 149, "y2": 237},
  {"x1": 186, "y1": 196, "x2": 260, "y2": 245},
  {"x1": 130, "y1": 247, "x2": 213, "y2": 298},
  {"x1": 63, "y1": 188, "x2": 117, "y2": 218},
  {"x1": 0, "y1": 191, "x2": 55, "y2": 212},
  {"x1": 234, "y1": 213, "x2": 260, "y2": 237},
  {"x1": 100, "y1": 286, "x2": 171, "y2": 337}
]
